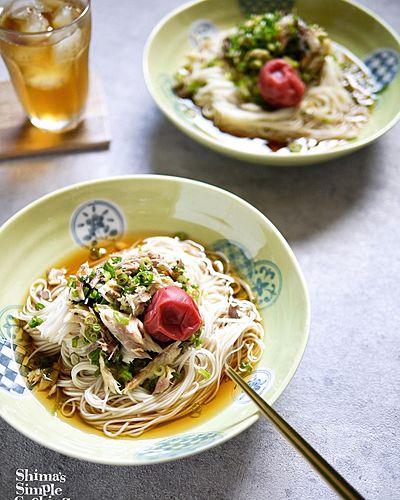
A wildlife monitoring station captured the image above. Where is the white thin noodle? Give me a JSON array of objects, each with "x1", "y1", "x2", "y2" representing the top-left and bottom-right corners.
[
  {"x1": 186, "y1": 31, "x2": 369, "y2": 141},
  {"x1": 19, "y1": 237, "x2": 264, "y2": 437}
]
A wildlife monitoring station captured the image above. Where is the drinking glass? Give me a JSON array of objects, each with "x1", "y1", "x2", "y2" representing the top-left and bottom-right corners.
[{"x1": 0, "y1": 0, "x2": 91, "y2": 132}]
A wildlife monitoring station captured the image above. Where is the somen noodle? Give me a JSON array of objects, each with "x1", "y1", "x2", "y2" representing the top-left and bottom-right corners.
[
  {"x1": 174, "y1": 12, "x2": 375, "y2": 152},
  {"x1": 17, "y1": 236, "x2": 264, "y2": 437}
]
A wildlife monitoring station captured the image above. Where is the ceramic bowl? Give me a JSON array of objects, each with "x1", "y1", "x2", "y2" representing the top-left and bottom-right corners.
[
  {"x1": 0, "y1": 175, "x2": 309, "y2": 464},
  {"x1": 144, "y1": 0, "x2": 400, "y2": 166}
]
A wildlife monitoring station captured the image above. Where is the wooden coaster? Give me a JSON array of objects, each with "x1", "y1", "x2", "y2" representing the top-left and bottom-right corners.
[{"x1": 0, "y1": 75, "x2": 110, "y2": 160}]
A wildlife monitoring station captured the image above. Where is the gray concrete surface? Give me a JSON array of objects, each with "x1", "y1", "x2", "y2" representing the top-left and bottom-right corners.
[{"x1": 0, "y1": 1, "x2": 399, "y2": 499}]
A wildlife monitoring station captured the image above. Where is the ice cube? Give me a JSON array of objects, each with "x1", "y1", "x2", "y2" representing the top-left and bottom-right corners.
[
  {"x1": 52, "y1": 5, "x2": 75, "y2": 29},
  {"x1": 6, "y1": 0, "x2": 39, "y2": 16},
  {"x1": 52, "y1": 27, "x2": 82, "y2": 62},
  {"x1": 24, "y1": 67, "x2": 67, "y2": 89},
  {"x1": 8, "y1": 3, "x2": 49, "y2": 33},
  {"x1": 22, "y1": 9, "x2": 49, "y2": 32},
  {"x1": 9, "y1": 44, "x2": 48, "y2": 65},
  {"x1": 36, "y1": 0, "x2": 65, "y2": 13}
]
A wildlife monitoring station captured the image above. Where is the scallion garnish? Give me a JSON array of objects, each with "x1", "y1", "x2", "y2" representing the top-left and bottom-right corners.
[
  {"x1": 189, "y1": 333, "x2": 203, "y2": 348},
  {"x1": 154, "y1": 366, "x2": 165, "y2": 377},
  {"x1": 28, "y1": 316, "x2": 44, "y2": 328},
  {"x1": 113, "y1": 311, "x2": 129, "y2": 326},
  {"x1": 88, "y1": 348, "x2": 101, "y2": 366},
  {"x1": 117, "y1": 365, "x2": 133, "y2": 383},
  {"x1": 198, "y1": 368, "x2": 211, "y2": 379},
  {"x1": 117, "y1": 272, "x2": 129, "y2": 286},
  {"x1": 70, "y1": 353, "x2": 80, "y2": 366},
  {"x1": 89, "y1": 289, "x2": 101, "y2": 301},
  {"x1": 103, "y1": 261, "x2": 116, "y2": 278},
  {"x1": 240, "y1": 361, "x2": 253, "y2": 372},
  {"x1": 172, "y1": 370, "x2": 183, "y2": 381},
  {"x1": 174, "y1": 232, "x2": 189, "y2": 240},
  {"x1": 35, "y1": 302, "x2": 45, "y2": 311},
  {"x1": 67, "y1": 275, "x2": 77, "y2": 288}
]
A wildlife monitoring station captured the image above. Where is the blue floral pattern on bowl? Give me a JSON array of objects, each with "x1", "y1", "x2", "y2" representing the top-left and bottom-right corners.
[
  {"x1": 210, "y1": 239, "x2": 282, "y2": 308},
  {"x1": 189, "y1": 19, "x2": 218, "y2": 47},
  {"x1": 364, "y1": 49, "x2": 399, "y2": 92},
  {"x1": 136, "y1": 431, "x2": 222, "y2": 461},
  {"x1": 0, "y1": 306, "x2": 28, "y2": 396},
  {"x1": 70, "y1": 199, "x2": 125, "y2": 247},
  {"x1": 235, "y1": 368, "x2": 274, "y2": 404},
  {"x1": 239, "y1": 0, "x2": 294, "y2": 15}
]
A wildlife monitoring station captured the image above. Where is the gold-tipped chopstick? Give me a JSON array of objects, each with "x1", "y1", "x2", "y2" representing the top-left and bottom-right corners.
[{"x1": 226, "y1": 366, "x2": 364, "y2": 500}]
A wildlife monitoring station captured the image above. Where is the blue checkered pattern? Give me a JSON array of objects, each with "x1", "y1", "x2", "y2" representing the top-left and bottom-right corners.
[
  {"x1": 0, "y1": 339, "x2": 27, "y2": 395},
  {"x1": 137, "y1": 432, "x2": 222, "y2": 461},
  {"x1": 0, "y1": 305, "x2": 29, "y2": 396},
  {"x1": 365, "y1": 49, "x2": 399, "y2": 92}
]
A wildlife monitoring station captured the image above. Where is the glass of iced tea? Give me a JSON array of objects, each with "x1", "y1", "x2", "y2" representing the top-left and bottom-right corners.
[{"x1": 0, "y1": 0, "x2": 91, "y2": 132}]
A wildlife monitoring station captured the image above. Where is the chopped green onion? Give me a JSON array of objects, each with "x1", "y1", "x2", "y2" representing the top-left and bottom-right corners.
[
  {"x1": 84, "y1": 326, "x2": 99, "y2": 343},
  {"x1": 283, "y1": 56, "x2": 299, "y2": 68},
  {"x1": 35, "y1": 302, "x2": 45, "y2": 311},
  {"x1": 117, "y1": 272, "x2": 129, "y2": 286},
  {"x1": 113, "y1": 311, "x2": 129, "y2": 326},
  {"x1": 88, "y1": 348, "x2": 101, "y2": 366},
  {"x1": 206, "y1": 58, "x2": 219, "y2": 68},
  {"x1": 174, "y1": 232, "x2": 189, "y2": 241},
  {"x1": 141, "y1": 376, "x2": 158, "y2": 393},
  {"x1": 70, "y1": 353, "x2": 80, "y2": 366},
  {"x1": 84, "y1": 314, "x2": 97, "y2": 325},
  {"x1": 131, "y1": 269, "x2": 154, "y2": 287},
  {"x1": 186, "y1": 79, "x2": 205, "y2": 94},
  {"x1": 198, "y1": 368, "x2": 211, "y2": 379},
  {"x1": 172, "y1": 370, "x2": 183, "y2": 381},
  {"x1": 103, "y1": 261, "x2": 116, "y2": 278},
  {"x1": 177, "y1": 274, "x2": 189, "y2": 285},
  {"x1": 190, "y1": 333, "x2": 203, "y2": 348},
  {"x1": 28, "y1": 316, "x2": 44, "y2": 328},
  {"x1": 92, "y1": 324, "x2": 101, "y2": 333},
  {"x1": 71, "y1": 336, "x2": 79, "y2": 348},
  {"x1": 117, "y1": 365, "x2": 133, "y2": 383},
  {"x1": 67, "y1": 276, "x2": 77, "y2": 288},
  {"x1": 289, "y1": 142, "x2": 302, "y2": 153},
  {"x1": 89, "y1": 289, "x2": 101, "y2": 301},
  {"x1": 139, "y1": 257, "x2": 153, "y2": 271},
  {"x1": 111, "y1": 256, "x2": 122, "y2": 263},
  {"x1": 139, "y1": 270, "x2": 153, "y2": 286},
  {"x1": 154, "y1": 366, "x2": 165, "y2": 377},
  {"x1": 240, "y1": 361, "x2": 253, "y2": 372}
]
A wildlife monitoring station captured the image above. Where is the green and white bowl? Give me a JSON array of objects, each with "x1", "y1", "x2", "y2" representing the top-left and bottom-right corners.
[
  {"x1": 144, "y1": 0, "x2": 400, "y2": 166},
  {"x1": 0, "y1": 175, "x2": 309, "y2": 464}
]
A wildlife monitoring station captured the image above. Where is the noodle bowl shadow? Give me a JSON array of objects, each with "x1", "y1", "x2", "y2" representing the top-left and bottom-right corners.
[
  {"x1": 148, "y1": 114, "x2": 378, "y2": 242},
  {"x1": 0, "y1": 175, "x2": 309, "y2": 464}
]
